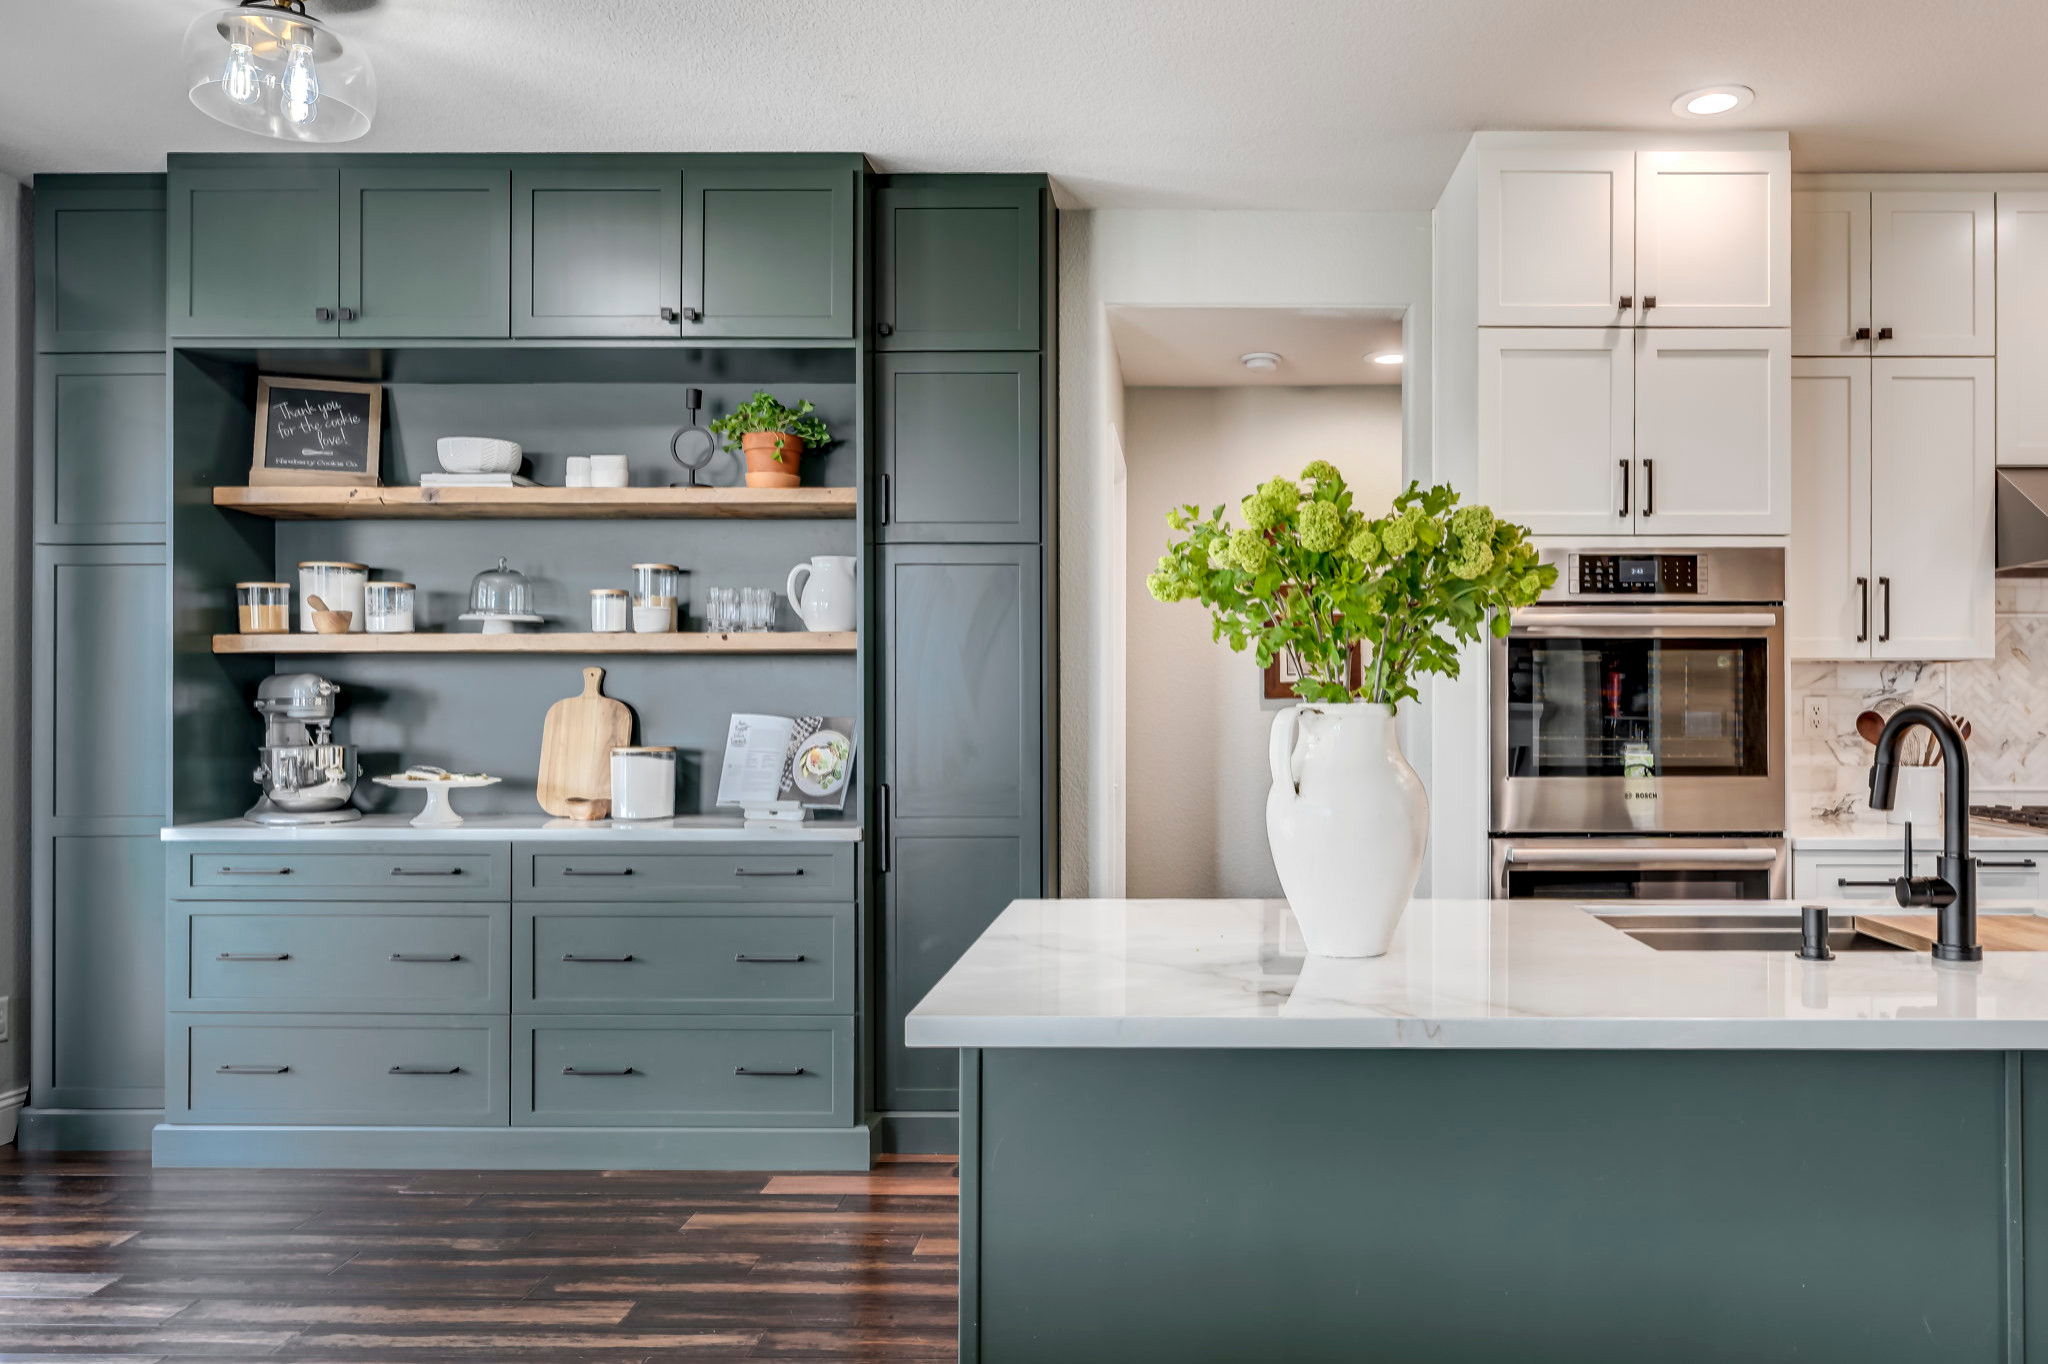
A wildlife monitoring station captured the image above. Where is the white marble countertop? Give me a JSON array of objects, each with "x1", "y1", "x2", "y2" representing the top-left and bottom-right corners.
[
  {"x1": 161, "y1": 814, "x2": 861, "y2": 842},
  {"x1": 1788, "y1": 812, "x2": 2048, "y2": 850},
  {"x1": 906, "y1": 897, "x2": 2048, "y2": 1051}
]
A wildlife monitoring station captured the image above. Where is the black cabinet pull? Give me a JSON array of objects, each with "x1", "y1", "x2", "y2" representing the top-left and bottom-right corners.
[
  {"x1": 1982, "y1": 859, "x2": 2039, "y2": 870},
  {"x1": 1642, "y1": 296, "x2": 1657, "y2": 310},
  {"x1": 391, "y1": 867, "x2": 463, "y2": 877},
  {"x1": 1640, "y1": 459, "x2": 1654, "y2": 517},
  {"x1": 735, "y1": 953, "x2": 807, "y2": 964},
  {"x1": 877, "y1": 321, "x2": 895, "y2": 336},
  {"x1": 1854, "y1": 326, "x2": 1872, "y2": 341},
  {"x1": 877, "y1": 784, "x2": 892, "y2": 874},
  {"x1": 389, "y1": 1064, "x2": 461, "y2": 1075},
  {"x1": 390, "y1": 952, "x2": 463, "y2": 963},
  {"x1": 734, "y1": 1066, "x2": 807, "y2": 1078},
  {"x1": 681, "y1": 306, "x2": 702, "y2": 322},
  {"x1": 1838, "y1": 878, "x2": 1900, "y2": 889},
  {"x1": 1877, "y1": 326, "x2": 1894, "y2": 341},
  {"x1": 217, "y1": 952, "x2": 289, "y2": 962},
  {"x1": 660, "y1": 306, "x2": 680, "y2": 322},
  {"x1": 218, "y1": 867, "x2": 292, "y2": 876},
  {"x1": 1618, "y1": 295, "x2": 1633, "y2": 310},
  {"x1": 1879, "y1": 577, "x2": 1892, "y2": 643},
  {"x1": 561, "y1": 867, "x2": 633, "y2": 877},
  {"x1": 338, "y1": 306, "x2": 358, "y2": 322},
  {"x1": 734, "y1": 867, "x2": 804, "y2": 878},
  {"x1": 562, "y1": 953, "x2": 634, "y2": 963},
  {"x1": 563, "y1": 1065, "x2": 635, "y2": 1076},
  {"x1": 1618, "y1": 459, "x2": 1629, "y2": 518},
  {"x1": 313, "y1": 307, "x2": 335, "y2": 323},
  {"x1": 880, "y1": 472, "x2": 893, "y2": 524},
  {"x1": 217, "y1": 1064, "x2": 289, "y2": 1075},
  {"x1": 1856, "y1": 577, "x2": 1869, "y2": 643}
]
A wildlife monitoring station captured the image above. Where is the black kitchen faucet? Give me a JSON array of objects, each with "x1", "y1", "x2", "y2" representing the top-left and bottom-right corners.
[{"x1": 1867, "y1": 703, "x2": 1981, "y2": 962}]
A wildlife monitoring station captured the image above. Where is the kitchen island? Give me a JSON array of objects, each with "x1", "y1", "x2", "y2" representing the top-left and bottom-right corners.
[{"x1": 909, "y1": 898, "x2": 2048, "y2": 1363}]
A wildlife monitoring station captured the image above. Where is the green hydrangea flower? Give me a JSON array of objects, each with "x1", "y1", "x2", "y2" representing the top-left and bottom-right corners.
[
  {"x1": 1380, "y1": 517, "x2": 1416, "y2": 556},
  {"x1": 1518, "y1": 571, "x2": 1543, "y2": 597},
  {"x1": 1300, "y1": 459, "x2": 1341, "y2": 484},
  {"x1": 1451, "y1": 505, "x2": 1496, "y2": 544},
  {"x1": 1241, "y1": 477, "x2": 1301, "y2": 531},
  {"x1": 1346, "y1": 525, "x2": 1380, "y2": 561},
  {"x1": 1448, "y1": 542, "x2": 1495, "y2": 579},
  {"x1": 1166, "y1": 506, "x2": 1190, "y2": 532},
  {"x1": 1296, "y1": 501, "x2": 1344, "y2": 552},
  {"x1": 1227, "y1": 528, "x2": 1270, "y2": 573},
  {"x1": 1145, "y1": 570, "x2": 1176, "y2": 602}
]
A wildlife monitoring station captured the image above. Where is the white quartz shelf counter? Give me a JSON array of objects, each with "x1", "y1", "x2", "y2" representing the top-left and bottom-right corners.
[
  {"x1": 906, "y1": 897, "x2": 2048, "y2": 1052},
  {"x1": 1789, "y1": 813, "x2": 2048, "y2": 850},
  {"x1": 160, "y1": 814, "x2": 861, "y2": 842}
]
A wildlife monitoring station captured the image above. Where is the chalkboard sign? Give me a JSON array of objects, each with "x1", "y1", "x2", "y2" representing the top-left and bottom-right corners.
[{"x1": 250, "y1": 376, "x2": 383, "y2": 487}]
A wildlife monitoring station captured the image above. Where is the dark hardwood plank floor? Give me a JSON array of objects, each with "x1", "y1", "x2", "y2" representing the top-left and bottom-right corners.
[{"x1": 0, "y1": 1151, "x2": 959, "y2": 1361}]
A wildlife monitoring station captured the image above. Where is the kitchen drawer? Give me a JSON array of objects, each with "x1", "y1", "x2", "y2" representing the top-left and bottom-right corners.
[
  {"x1": 516, "y1": 1015, "x2": 853, "y2": 1127},
  {"x1": 517, "y1": 902, "x2": 853, "y2": 1014},
  {"x1": 174, "y1": 842, "x2": 508, "y2": 900},
  {"x1": 171, "y1": 902, "x2": 509, "y2": 1013},
  {"x1": 1794, "y1": 851, "x2": 1936, "y2": 903},
  {"x1": 517, "y1": 843, "x2": 854, "y2": 902},
  {"x1": 168, "y1": 1014, "x2": 509, "y2": 1126}
]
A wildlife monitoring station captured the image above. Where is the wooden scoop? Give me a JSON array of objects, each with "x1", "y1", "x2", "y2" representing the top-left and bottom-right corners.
[
  {"x1": 563, "y1": 796, "x2": 611, "y2": 822},
  {"x1": 306, "y1": 594, "x2": 353, "y2": 634}
]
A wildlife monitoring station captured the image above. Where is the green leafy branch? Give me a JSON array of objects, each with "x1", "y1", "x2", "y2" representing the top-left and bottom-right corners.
[{"x1": 709, "y1": 392, "x2": 833, "y2": 462}]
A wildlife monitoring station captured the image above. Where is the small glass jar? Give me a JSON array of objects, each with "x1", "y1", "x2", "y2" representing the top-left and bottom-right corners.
[
  {"x1": 611, "y1": 746, "x2": 677, "y2": 821},
  {"x1": 632, "y1": 562, "x2": 681, "y2": 631},
  {"x1": 590, "y1": 588, "x2": 629, "y2": 633},
  {"x1": 468, "y1": 557, "x2": 535, "y2": 617},
  {"x1": 364, "y1": 581, "x2": 416, "y2": 634},
  {"x1": 298, "y1": 561, "x2": 367, "y2": 633},
  {"x1": 235, "y1": 581, "x2": 291, "y2": 634}
]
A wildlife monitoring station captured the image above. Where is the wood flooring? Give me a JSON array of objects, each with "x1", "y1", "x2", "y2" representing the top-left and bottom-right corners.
[{"x1": 0, "y1": 1151, "x2": 959, "y2": 1361}]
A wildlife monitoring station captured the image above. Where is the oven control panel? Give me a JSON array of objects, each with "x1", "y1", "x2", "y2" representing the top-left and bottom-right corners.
[{"x1": 1573, "y1": 554, "x2": 1702, "y2": 594}]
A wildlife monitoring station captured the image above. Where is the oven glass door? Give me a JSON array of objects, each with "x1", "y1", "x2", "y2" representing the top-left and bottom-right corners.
[{"x1": 1502, "y1": 863, "x2": 1776, "y2": 900}]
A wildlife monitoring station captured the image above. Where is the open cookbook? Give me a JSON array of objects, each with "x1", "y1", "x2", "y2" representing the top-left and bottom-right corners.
[{"x1": 714, "y1": 714, "x2": 857, "y2": 812}]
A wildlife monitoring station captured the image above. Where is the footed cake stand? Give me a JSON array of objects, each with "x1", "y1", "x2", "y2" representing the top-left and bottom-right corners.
[{"x1": 373, "y1": 774, "x2": 501, "y2": 827}]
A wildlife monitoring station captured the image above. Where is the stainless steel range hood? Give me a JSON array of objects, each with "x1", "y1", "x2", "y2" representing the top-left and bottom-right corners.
[{"x1": 1998, "y1": 469, "x2": 2048, "y2": 574}]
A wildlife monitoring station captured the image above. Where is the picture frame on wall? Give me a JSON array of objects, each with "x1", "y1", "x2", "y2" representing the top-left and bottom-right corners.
[
  {"x1": 1263, "y1": 642, "x2": 1365, "y2": 701},
  {"x1": 250, "y1": 376, "x2": 383, "y2": 487}
]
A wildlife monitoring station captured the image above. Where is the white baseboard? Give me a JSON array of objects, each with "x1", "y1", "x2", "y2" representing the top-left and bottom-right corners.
[{"x1": 0, "y1": 1086, "x2": 26, "y2": 1147}]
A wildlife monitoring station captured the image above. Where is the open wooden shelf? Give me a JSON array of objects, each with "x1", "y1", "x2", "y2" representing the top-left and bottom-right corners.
[
  {"x1": 212, "y1": 485, "x2": 858, "y2": 520},
  {"x1": 211, "y1": 631, "x2": 857, "y2": 656}
]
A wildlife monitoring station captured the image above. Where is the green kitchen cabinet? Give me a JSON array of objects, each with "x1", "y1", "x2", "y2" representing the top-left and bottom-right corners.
[
  {"x1": 33, "y1": 177, "x2": 166, "y2": 353},
  {"x1": 167, "y1": 165, "x2": 340, "y2": 339},
  {"x1": 877, "y1": 545, "x2": 1043, "y2": 1115},
  {"x1": 34, "y1": 353, "x2": 167, "y2": 544},
  {"x1": 875, "y1": 178, "x2": 1043, "y2": 350},
  {"x1": 512, "y1": 164, "x2": 683, "y2": 339},
  {"x1": 877, "y1": 352, "x2": 1042, "y2": 542},
  {"x1": 340, "y1": 164, "x2": 510, "y2": 339},
  {"x1": 45, "y1": 835, "x2": 166, "y2": 1112},
  {"x1": 681, "y1": 165, "x2": 855, "y2": 339}
]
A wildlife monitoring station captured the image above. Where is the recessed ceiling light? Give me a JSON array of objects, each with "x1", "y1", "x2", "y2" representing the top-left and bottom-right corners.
[
  {"x1": 1370, "y1": 352, "x2": 1404, "y2": 366},
  {"x1": 1239, "y1": 352, "x2": 1282, "y2": 372},
  {"x1": 1673, "y1": 85, "x2": 1754, "y2": 118}
]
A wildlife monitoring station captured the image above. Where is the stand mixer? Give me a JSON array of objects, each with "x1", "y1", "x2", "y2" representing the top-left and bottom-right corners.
[{"x1": 246, "y1": 673, "x2": 363, "y2": 825}]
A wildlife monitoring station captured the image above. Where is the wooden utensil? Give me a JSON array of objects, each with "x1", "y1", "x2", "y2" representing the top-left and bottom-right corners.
[
  {"x1": 1856, "y1": 913, "x2": 2048, "y2": 952},
  {"x1": 563, "y1": 796, "x2": 611, "y2": 821},
  {"x1": 537, "y1": 666, "x2": 633, "y2": 817},
  {"x1": 306, "y1": 594, "x2": 353, "y2": 634},
  {"x1": 1855, "y1": 710, "x2": 1886, "y2": 747}
]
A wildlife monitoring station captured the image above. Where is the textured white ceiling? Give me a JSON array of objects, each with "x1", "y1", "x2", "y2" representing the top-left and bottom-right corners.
[
  {"x1": 4, "y1": 0, "x2": 2048, "y2": 207},
  {"x1": 1110, "y1": 307, "x2": 1404, "y2": 387}
]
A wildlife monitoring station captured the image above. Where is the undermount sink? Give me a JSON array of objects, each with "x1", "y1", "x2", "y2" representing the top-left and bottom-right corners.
[{"x1": 1593, "y1": 913, "x2": 1906, "y2": 953}]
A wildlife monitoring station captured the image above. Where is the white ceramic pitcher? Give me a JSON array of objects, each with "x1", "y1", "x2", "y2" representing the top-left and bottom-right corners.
[{"x1": 786, "y1": 555, "x2": 857, "y2": 632}]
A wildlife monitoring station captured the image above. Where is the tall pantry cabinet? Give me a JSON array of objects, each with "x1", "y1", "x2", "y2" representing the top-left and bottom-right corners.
[
  {"x1": 870, "y1": 177, "x2": 1055, "y2": 1153},
  {"x1": 21, "y1": 177, "x2": 171, "y2": 1149}
]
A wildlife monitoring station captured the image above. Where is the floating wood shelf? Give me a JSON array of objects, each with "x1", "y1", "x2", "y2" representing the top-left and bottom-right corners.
[
  {"x1": 212, "y1": 485, "x2": 857, "y2": 520},
  {"x1": 211, "y1": 631, "x2": 857, "y2": 656}
]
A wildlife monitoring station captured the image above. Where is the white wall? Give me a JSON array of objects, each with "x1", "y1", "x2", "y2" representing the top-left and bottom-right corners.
[
  {"x1": 1058, "y1": 209, "x2": 1434, "y2": 896},
  {"x1": 1123, "y1": 385, "x2": 1404, "y2": 898}
]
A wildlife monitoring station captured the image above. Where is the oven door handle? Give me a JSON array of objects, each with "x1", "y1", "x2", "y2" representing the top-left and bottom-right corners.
[
  {"x1": 1510, "y1": 611, "x2": 1780, "y2": 631},
  {"x1": 1502, "y1": 847, "x2": 1782, "y2": 867}
]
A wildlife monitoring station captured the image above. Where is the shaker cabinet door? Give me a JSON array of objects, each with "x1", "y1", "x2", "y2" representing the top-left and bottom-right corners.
[
  {"x1": 1997, "y1": 191, "x2": 2048, "y2": 465},
  {"x1": 513, "y1": 165, "x2": 682, "y2": 338},
  {"x1": 1870, "y1": 191, "x2": 1996, "y2": 356},
  {"x1": 877, "y1": 353, "x2": 1042, "y2": 542},
  {"x1": 1633, "y1": 329, "x2": 1791, "y2": 535},
  {"x1": 681, "y1": 165, "x2": 854, "y2": 339},
  {"x1": 340, "y1": 164, "x2": 510, "y2": 338},
  {"x1": 1477, "y1": 328, "x2": 1634, "y2": 536},
  {"x1": 34, "y1": 181, "x2": 166, "y2": 352},
  {"x1": 1792, "y1": 190, "x2": 1872, "y2": 356},
  {"x1": 875, "y1": 180, "x2": 1042, "y2": 350},
  {"x1": 1634, "y1": 149, "x2": 1789, "y2": 327},
  {"x1": 34, "y1": 353, "x2": 167, "y2": 544},
  {"x1": 167, "y1": 166, "x2": 339, "y2": 338},
  {"x1": 1787, "y1": 359, "x2": 1872, "y2": 660},
  {"x1": 1476, "y1": 148, "x2": 1635, "y2": 326},
  {"x1": 1870, "y1": 358, "x2": 1995, "y2": 660}
]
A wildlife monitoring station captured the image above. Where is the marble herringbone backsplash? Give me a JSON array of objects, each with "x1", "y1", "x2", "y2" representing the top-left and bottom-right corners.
[{"x1": 1790, "y1": 580, "x2": 2048, "y2": 819}]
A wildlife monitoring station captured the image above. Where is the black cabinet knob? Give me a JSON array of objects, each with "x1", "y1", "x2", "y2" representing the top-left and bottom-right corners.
[
  {"x1": 660, "y1": 306, "x2": 679, "y2": 323},
  {"x1": 877, "y1": 322, "x2": 895, "y2": 337},
  {"x1": 1877, "y1": 326, "x2": 1894, "y2": 341},
  {"x1": 314, "y1": 307, "x2": 335, "y2": 323},
  {"x1": 1854, "y1": 326, "x2": 1872, "y2": 340},
  {"x1": 681, "y1": 306, "x2": 702, "y2": 323}
]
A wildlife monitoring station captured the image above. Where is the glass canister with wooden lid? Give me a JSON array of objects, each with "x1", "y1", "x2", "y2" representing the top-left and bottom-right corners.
[
  {"x1": 235, "y1": 582, "x2": 292, "y2": 634},
  {"x1": 297, "y1": 561, "x2": 368, "y2": 633}
]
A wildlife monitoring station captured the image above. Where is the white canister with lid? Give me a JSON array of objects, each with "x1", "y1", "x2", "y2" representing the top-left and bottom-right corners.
[
  {"x1": 590, "y1": 588, "x2": 629, "y2": 633},
  {"x1": 298, "y1": 561, "x2": 368, "y2": 633},
  {"x1": 610, "y1": 747, "x2": 677, "y2": 821}
]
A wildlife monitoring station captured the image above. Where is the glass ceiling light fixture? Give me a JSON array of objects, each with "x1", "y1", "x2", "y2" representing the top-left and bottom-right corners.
[
  {"x1": 1672, "y1": 85, "x2": 1754, "y2": 119},
  {"x1": 1369, "y1": 352, "x2": 1404, "y2": 366},
  {"x1": 183, "y1": 1, "x2": 375, "y2": 142}
]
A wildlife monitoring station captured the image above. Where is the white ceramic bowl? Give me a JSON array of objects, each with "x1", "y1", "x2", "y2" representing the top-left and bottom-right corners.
[{"x1": 436, "y1": 436, "x2": 523, "y2": 475}]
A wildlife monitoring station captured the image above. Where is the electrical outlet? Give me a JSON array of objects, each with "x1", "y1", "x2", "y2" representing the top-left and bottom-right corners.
[{"x1": 1804, "y1": 696, "x2": 1828, "y2": 736}]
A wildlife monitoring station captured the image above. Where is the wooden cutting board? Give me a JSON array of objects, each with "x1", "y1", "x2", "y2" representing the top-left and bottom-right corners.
[
  {"x1": 537, "y1": 666, "x2": 633, "y2": 817},
  {"x1": 1857, "y1": 913, "x2": 2048, "y2": 952}
]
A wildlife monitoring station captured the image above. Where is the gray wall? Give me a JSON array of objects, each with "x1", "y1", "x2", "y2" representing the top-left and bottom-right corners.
[{"x1": 0, "y1": 174, "x2": 29, "y2": 1114}]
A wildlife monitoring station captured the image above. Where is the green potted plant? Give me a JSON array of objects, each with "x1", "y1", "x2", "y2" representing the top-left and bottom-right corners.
[
  {"x1": 1148, "y1": 464, "x2": 1553, "y2": 957},
  {"x1": 709, "y1": 392, "x2": 833, "y2": 490}
]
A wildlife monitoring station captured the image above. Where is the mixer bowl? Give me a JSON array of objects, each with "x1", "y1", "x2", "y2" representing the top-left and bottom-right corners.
[{"x1": 255, "y1": 744, "x2": 361, "y2": 812}]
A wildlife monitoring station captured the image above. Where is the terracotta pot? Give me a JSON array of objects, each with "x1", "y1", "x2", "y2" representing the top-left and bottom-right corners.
[{"x1": 742, "y1": 432, "x2": 804, "y2": 489}]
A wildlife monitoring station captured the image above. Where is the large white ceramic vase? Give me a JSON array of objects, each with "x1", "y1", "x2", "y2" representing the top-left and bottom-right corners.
[{"x1": 1266, "y1": 701, "x2": 1428, "y2": 958}]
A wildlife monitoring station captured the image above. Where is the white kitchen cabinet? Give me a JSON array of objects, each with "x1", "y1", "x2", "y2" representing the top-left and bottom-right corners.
[
  {"x1": 1788, "y1": 356, "x2": 1992, "y2": 661},
  {"x1": 1476, "y1": 149, "x2": 1634, "y2": 327},
  {"x1": 1997, "y1": 191, "x2": 2048, "y2": 464},
  {"x1": 1635, "y1": 150, "x2": 1789, "y2": 327},
  {"x1": 1633, "y1": 329, "x2": 1790, "y2": 534},
  {"x1": 1791, "y1": 191, "x2": 1870, "y2": 357},
  {"x1": 1870, "y1": 191, "x2": 1995, "y2": 356},
  {"x1": 1793, "y1": 849, "x2": 2044, "y2": 904},
  {"x1": 1788, "y1": 360, "x2": 1871, "y2": 658},
  {"x1": 1477, "y1": 329, "x2": 1633, "y2": 535},
  {"x1": 1871, "y1": 358, "x2": 1995, "y2": 659}
]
